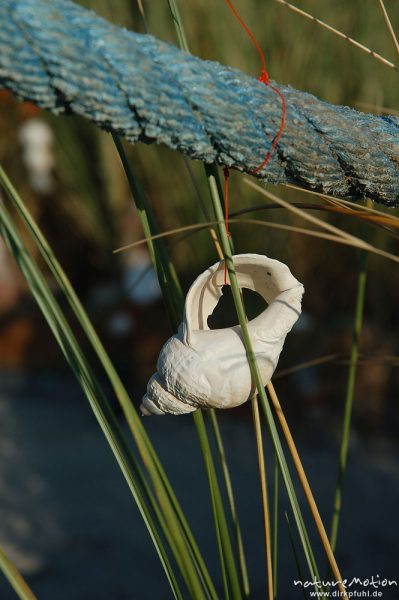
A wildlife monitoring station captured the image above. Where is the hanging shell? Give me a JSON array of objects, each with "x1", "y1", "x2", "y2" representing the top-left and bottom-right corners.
[{"x1": 140, "y1": 254, "x2": 304, "y2": 416}]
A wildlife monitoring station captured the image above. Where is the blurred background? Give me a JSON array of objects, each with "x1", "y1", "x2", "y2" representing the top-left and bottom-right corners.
[{"x1": 1, "y1": 0, "x2": 399, "y2": 598}]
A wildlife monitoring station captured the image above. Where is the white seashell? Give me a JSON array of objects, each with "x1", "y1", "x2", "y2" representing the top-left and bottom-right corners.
[{"x1": 140, "y1": 254, "x2": 304, "y2": 416}]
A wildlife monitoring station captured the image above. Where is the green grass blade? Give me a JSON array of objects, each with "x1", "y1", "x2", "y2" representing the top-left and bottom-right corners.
[
  {"x1": 205, "y1": 164, "x2": 321, "y2": 583},
  {"x1": 329, "y1": 246, "x2": 368, "y2": 553},
  {"x1": 259, "y1": 392, "x2": 319, "y2": 581},
  {"x1": 0, "y1": 164, "x2": 218, "y2": 600},
  {"x1": 167, "y1": 0, "x2": 190, "y2": 52},
  {"x1": 111, "y1": 137, "x2": 242, "y2": 599},
  {"x1": 0, "y1": 547, "x2": 37, "y2": 600},
  {"x1": 0, "y1": 195, "x2": 195, "y2": 600},
  {"x1": 142, "y1": 439, "x2": 219, "y2": 600},
  {"x1": 195, "y1": 411, "x2": 242, "y2": 600},
  {"x1": 285, "y1": 514, "x2": 310, "y2": 600},
  {"x1": 200, "y1": 425, "x2": 230, "y2": 600},
  {"x1": 208, "y1": 411, "x2": 250, "y2": 597},
  {"x1": 111, "y1": 139, "x2": 225, "y2": 598},
  {"x1": 273, "y1": 457, "x2": 279, "y2": 598},
  {"x1": 112, "y1": 134, "x2": 182, "y2": 326}
]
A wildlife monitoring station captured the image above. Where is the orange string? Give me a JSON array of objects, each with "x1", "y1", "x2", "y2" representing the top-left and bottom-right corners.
[
  {"x1": 225, "y1": 0, "x2": 268, "y2": 77},
  {"x1": 223, "y1": 0, "x2": 287, "y2": 284},
  {"x1": 252, "y1": 83, "x2": 286, "y2": 174}
]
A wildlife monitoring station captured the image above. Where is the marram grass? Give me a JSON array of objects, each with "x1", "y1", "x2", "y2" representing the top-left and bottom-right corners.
[
  {"x1": 0, "y1": 164, "x2": 214, "y2": 600},
  {"x1": 329, "y1": 239, "x2": 369, "y2": 555},
  {"x1": 111, "y1": 135, "x2": 244, "y2": 600}
]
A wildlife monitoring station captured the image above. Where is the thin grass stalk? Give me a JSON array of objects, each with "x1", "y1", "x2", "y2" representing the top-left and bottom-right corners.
[
  {"x1": 240, "y1": 300, "x2": 270, "y2": 598},
  {"x1": 114, "y1": 215, "x2": 399, "y2": 265},
  {"x1": 212, "y1": 501, "x2": 230, "y2": 600},
  {"x1": 0, "y1": 165, "x2": 218, "y2": 600},
  {"x1": 274, "y1": 0, "x2": 398, "y2": 71},
  {"x1": 355, "y1": 101, "x2": 399, "y2": 116},
  {"x1": 232, "y1": 289, "x2": 273, "y2": 597},
  {"x1": 0, "y1": 198, "x2": 191, "y2": 600},
  {"x1": 198, "y1": 219, "x2": 249, "y2": 591},
  {"x1": 329, "y1": 246, "x2": 368, "y2": 554},
  {"x1": 244, "y1": 181, "x2": 399, "y2": 264},
  {"x1": 251, "y1": 396, "x2": 274, "y2": 600},
  {"x1": 285, "y1": 514, "x2": 309, "y2": 600},
  {"x1": 244, "y1": 181, "x2": 368, "y2": 247},
  {"x1": 274, "y1": 354, "x2": 340, "y2": 380},
  {"x1": 113, "y1": 79, "x2": 244, "y2": 597},
  {"x1": 114, "y1": 209, "x2": 399, "y2": 255},
  {"x1": 106, "y1": 139, "x2": 220, "y2": 594},
  {"x1": 208, "y1": 411, "x2": 250, "y2": 597},
  {"x1": 198, "y1": 422, "x2": 230, "y2": 600},
  {"x1": 272, "y1": 456, "x2": 279, "y2": 598},
  {"x1": 0, "y1": 547, "x2": 37, "y2": 600},
  {"x1": 266, "y1": 381, "x2": 346, "y2": 596},
  {"x1": 112, "y1": 134, "x2": 182, "y2": 326},
  {"x1": 258, "y1": 390, "x2": 321, "y2": 583},
  {"x1": 202, "y1": 203, "x2": 250, "y2": 596},
  {"x1": 377, "y1": 0, "x2": 399, "y2": 55},
  {"x1": 206, "y1": 164, "x2": 331, "y2": 588},
  {"x1": 204, "y1": 226, "x2": 252, "y2": 595},
  {"x1": 135, "y1": 0, "x2": 148, "y2": 32},
  {"x1": 110, "y1": 138, "x2": 242, "y2": 599},
  {"x1": 195, "y1": 411, "x2": 243, "y2": 600},
  {"x1": 230, "y1": 200, "x2": 399, "y2": 234},
  {"x1": 284, "y1": 184, "x2": 399, "y2": 225},
  {"x1": 167, "y1": 0, "x2": 190, "y2": 52}
]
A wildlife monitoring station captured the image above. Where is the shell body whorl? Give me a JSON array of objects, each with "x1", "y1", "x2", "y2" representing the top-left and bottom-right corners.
[{"x1": 141, "y1": 254, "x2": 304, "y2": 415}]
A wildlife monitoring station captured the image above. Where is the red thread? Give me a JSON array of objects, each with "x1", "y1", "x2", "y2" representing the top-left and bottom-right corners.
[
  {"x1": 252, "y1": 83, "x2": 286, "y2": 174},
  {"x1": 225, "y1": 0, "x2": 268, "y2": 78},
  {"x1": 224, "y1": 0, "x2": 286, "y2": 177},
  {"x1": 222, "y1": 1, "x2": 287, "y2": 284}
]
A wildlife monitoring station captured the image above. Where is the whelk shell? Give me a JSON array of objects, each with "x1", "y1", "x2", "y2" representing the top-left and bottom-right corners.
[{"x1": 140, "y1": 254, "x2": 304, "y2": 415}]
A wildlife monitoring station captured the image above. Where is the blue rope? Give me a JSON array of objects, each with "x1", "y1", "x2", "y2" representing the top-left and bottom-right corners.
[{"x1": 1, "y1": 0, "x2": 398, "y2": 205}]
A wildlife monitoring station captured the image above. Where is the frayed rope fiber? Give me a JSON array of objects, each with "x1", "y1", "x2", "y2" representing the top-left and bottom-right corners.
[{"x1": 1, "y1": 0, "x2": 398, "y2": 205}]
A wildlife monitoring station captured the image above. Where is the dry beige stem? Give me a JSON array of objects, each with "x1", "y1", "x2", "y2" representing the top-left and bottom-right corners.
[
  {"x1": 267, "y1": 381, "x2": 348, "y2": 599},
  {"x1": 274, "y1": 0, "x2": 398, "y2": 71},
  {"x1": 377, "y1": 0, "x2": 399, "y2": 55}
]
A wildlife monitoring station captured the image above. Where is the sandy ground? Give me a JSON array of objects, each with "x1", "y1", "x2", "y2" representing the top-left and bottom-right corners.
[{"x1": 0, "y1": 370, "x2": 398, "y2": 600}]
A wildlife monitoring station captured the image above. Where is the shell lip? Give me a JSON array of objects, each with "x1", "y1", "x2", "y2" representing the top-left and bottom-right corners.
[{"x1": 183, "y1": 253, "x2": 302, "y2": 344}]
